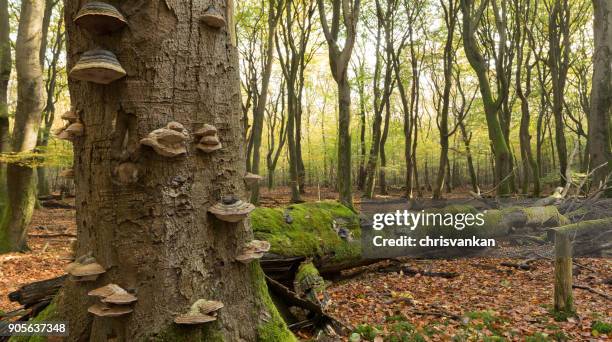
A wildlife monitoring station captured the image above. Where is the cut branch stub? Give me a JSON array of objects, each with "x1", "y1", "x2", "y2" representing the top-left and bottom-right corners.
[
  {"x1": 208, "y1": 195, "x2": 255, "y2": 223},
  {"x1": 194, "y1": 124, "x2": 222, "y2": 153},
  {"x1": 244, "y1": 173, "x2": 263, "y2": 187},
  {"x1": 69, "y1": 49, "x2": 126, "y2": 85},
  {"x1": 65, "y1": 259, "x2": 105, "y2": 282},
  {"x1": 235, "y1": 240, "x2": 271, "y2": 264},
  {"x1": 174, "y1": 299, "x2": 224, "y2": 325},
  {"x1": 59, "y1": 168, "x2": 75, "y2": 179},
  {"x1": 88, "y1": 303, "x2": 133, "y2": 317},
  {"x1": 200, "y1": 6, "x2": 226, "y2": 29},
  {"x1": 112, "y1": 162, "x2": 139, "y2": 185},
  {"x1": 140, "y1": 122, "x2": 189, "y2": 157},
  {"x1": 75, "y1": 2, "x2": 127, "y2": 35},
  {"x1": 61, "y1": 110, "x2": 79, "y2": 123}
]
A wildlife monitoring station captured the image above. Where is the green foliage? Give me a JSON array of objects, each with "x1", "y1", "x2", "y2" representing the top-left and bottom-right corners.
[
  {"x1": 251, "y1": 201, "x2": 361, "y2": 262},
  {"x1": 353, "y1": 324, "x2": 381, "y2": 341},
  {"x1": 591, "y1": 320, "x2": 612, "y2": 334},
  {"x1": 0, "y1": 139, "x2": 72, "y2": 168}
]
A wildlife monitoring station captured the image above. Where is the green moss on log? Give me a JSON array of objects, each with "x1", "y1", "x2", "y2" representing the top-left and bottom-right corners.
[
  {"x1": 251, "y1": 201, "x2": 360, "y2": 262},
  {"x1": 249, "y1": 263, "x2": 297, "y2": 342},
  {"x1": 554, "y1": 217, "x2": 612, "y2": 235}
]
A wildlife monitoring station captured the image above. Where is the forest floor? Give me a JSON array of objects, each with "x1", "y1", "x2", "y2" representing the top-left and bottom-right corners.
[{"x1": 0, "y1": 186, "x2": 610, "y2": 341}]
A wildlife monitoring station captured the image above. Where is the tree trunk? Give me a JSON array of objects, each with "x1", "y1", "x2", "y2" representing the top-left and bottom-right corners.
[
  {"x1": 0, "y1": 0, "x2": 11, "y2": 212},
  {"x1": 59, "y1": 1, "x2": 295, "y2": 340},
  {"x1": 590, "y1": 0, "x2": 612, "y2": 195},
  {"x1": 0, "y1": 0, "x2": 45, "y2": 253},
  {"x1": 379, "y1": 96, "x2": 391, "y2": 195},
  {"x1": 460, "y1": 0, "x2": 512, "y2": 196},
  {"x1": 337, "y1": 76, "x2": 353, "y2": 207},
  {"x1": 459, "y1": 122, "x2": 479, "y2": 193}
]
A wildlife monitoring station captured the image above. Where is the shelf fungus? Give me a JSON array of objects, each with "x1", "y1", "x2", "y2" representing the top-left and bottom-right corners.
[
  {"x1": 140, "y1": 122, "x2": 190, "y2": 157},
  {"x1": 88, "y1": 303, "x2": 133, "y2": 318},
  {"x1": 244, "y1": 173, "x2": 263, "y2": 187},
  {"x1": 200, "y1": 6, "x2": 226, "y2": 29},
  {"x1": 69, "y1": 49, "x2": 126, "y2": 85},
  {"x1": 56, "y1": 127, "x2": 73, "y2": 141},
  {"x1": 61, "y1": 110, "x2": 79, "y2": 123},
  {"x1": 59, "y1": 168, "x2": 75, "y2": 179},
  {"x1": 174, "y1": 299, "x2": 224, "y2": 325},
  {"x1": 75, "y1": 2, "x2": 127, "y2": 35},
  {"x1": 65, "y1": 121, "x2": 85, "y2": 137},
  {"x1": 88, "y1": 284, "x2": 138, "y2": 305},
  {"x1": 65, "y1": 256, "x2": 105, "y2": 282},
  {"x1": 235, "y1": 240, "x2": 271, "y2": 264},
  {"x1": 194, "y1": 124, "x2": 222, "y2": 153},
  {"x1": 208, "y1": 195, "x2": 255, "y2": 223}
]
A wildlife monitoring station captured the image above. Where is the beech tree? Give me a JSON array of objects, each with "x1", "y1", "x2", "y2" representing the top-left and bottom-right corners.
[
  {"x1": 590, "y1": 0, "x2": 612, "y2": 195},
  {"x1": 317, "y1": 0, "x2": 361, "y2": 208},
  {"x1": 59, "y1": 1, "x2": 294, "y2": 340},
  {"x1": 0, "y1": 0, "x2": 11, "y2": 211},
  {"x1": 460, "y1": 0, "x2": 513, "y2": 196},
  {"x1": 0, "y1": 0, "x2": 45, "y2": 252}
]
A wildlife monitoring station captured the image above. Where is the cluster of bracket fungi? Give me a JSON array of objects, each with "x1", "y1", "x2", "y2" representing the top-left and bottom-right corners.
[
  {"x1": 88, "y1": 284, "x2": 138, "y2": 317},
  {"x1": 64, "y1": 1, "x2": 266, "y2": 326}
]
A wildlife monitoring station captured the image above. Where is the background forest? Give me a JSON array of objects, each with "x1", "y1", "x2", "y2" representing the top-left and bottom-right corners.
[
  {"x1": 0, "y1": 0, "x2": 609, "y2": 211},
  {"x1": 0, "y1": 0, "x2": 610, "y2": 341}
]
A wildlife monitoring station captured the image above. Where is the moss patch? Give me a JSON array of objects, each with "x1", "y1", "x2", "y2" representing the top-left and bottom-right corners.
[
  {"x1": 251, "y1": 201, "x2": 361, "y2": 262},
  {"x1": 249, "y1": 263, "x2": 296, "y2": 342}
]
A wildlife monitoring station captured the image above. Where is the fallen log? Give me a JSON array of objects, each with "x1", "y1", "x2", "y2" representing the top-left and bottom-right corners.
[
  {"x1": 265, "y1": 276, "x2": 350, "y2": 335},
  {"x1": 8, "y1": 275, "x2": 67, "y2": 307}
]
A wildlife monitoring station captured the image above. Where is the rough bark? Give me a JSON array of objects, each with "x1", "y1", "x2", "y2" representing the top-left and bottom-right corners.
[
  {"x1": 0, "y1": 0, "x2": 45, "y2": 253},
  {"x1": 590, "y1": 0, "x2": 612, "y2": 194},
  {"x1": 59, "y1": 1, "x2": 295, "y2": 341}
]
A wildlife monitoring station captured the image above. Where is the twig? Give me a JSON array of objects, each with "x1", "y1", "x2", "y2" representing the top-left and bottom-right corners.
[{"x1": 573, "y1": 284, "x2": 611, "y2": 300}]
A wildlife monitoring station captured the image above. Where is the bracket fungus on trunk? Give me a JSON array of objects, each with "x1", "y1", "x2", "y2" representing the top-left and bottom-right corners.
[
  {"x1": 65, "y1": 255, "x2": 105, "y2": 282},
  {"x1": 61, "y1": 110, "x2": 79, "y2": 123},
  {"x1": 208, "y1": 195, "x2": 255, "y2": 223},
  {"x1": 235, "y1": 240, "x2": 271, "y2": 264},
  {"x1": 174, "y1": 299, "x2": 224, "y2": 325},
  {"x1": 88, "y1": 284, "x2": 137, "y2": 318},
  {"x1": 65, "y1": 121, "x2": 85, "y2": 137},
  {"x1": 200, "y1": 6, "x2": 226, "y2": 29},
  {"x1": 59, "y1": 168, "x2": 75, "y2": 179},
  {"x1": 244, "y1": 172, "x2": 263, "y2": 187},
  {"x1": 69, "y1": 49, "x2": 127, "y2": 85},
  {"x1": 88, "y1": 303, "x2": 133, "y2": 317},
  {"x1": 194, "y1": 124, "x2": 222, "y2": 153},
  {"x1": 140, "y1": 122, "x2": 190, "y2": 157},
  {"x1": 74, "y1": 2, "x2": 127, "y2": 35}
]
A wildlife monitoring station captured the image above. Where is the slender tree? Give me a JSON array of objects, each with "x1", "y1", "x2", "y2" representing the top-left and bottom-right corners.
[
  {"x1": 0, "y1": 0, "x2": 11, "y2": 212},
  {"x1": 460, "y1": 0, "x2": 513, "y2": 196},
  {"x1": 249, "y1": 0, "x2": 284, "y2": 204},
  {"x1": 317, "y1": 0, "x2": 361, "y2": 208},
  {"x1": 0, "y1": 0, "x2": 45, "y2": 253},
  {"x1": 590, "y1": 0, "x2": 612, "y2": 195}
]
